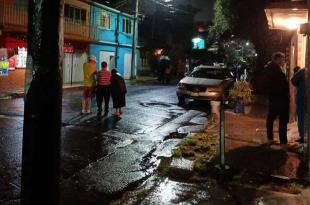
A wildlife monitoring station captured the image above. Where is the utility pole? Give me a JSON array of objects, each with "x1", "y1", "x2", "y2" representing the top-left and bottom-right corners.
[
  {"x1": 115, "y1": 13, "x2": 120, "y2": 69},
  {"x1": 21, "y1": 0, "x2": 63, "y2": 204},
  {"x1": 131, "y1": 0, "x2": 139, "y2": 79}
]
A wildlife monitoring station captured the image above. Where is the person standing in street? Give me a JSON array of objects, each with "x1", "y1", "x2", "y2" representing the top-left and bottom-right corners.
[
  {"x1": 110, "y1": 69, "x2": 127, "y2": 118},
  {"x1": 265, "y1": 52, "x2": 290, "y2": 149},
  {"x1": 82, "y1": 56, "x2": 97, "y2": 114},
  {"x1": 291, "y1": 66, "x2": 306, "y2": 143},
  {"x1": 96, "y1": 61, "x2": 111, "y2": 119}
]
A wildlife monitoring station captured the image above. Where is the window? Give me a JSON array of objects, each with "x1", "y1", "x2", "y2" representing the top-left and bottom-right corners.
[
  {"x1": 64, "y1": 4, "x2": 87, "y2": 23},
  {"x1": 99, "y1": 12, "x2": 111, "y2": 29},
  {"x1": 189, "y1": 68, "x2": 231, "y2": 80},
  {"x1": 122, "y1": 18, "x2": 132, "y2": 34}
]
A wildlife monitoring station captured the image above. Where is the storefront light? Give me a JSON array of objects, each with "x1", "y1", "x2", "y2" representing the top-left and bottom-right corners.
[
  {"x1": 273, "y1": 17, "x2": 307, "y2": 30},
  {"x1": 265, "y1": 8, "x2": 308, "y2": 31}
]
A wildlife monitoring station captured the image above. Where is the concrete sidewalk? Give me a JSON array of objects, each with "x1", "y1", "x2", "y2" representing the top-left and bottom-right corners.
[
  {"x1": 0, "y1": 83, "x2": 84, "y2": 100},
  {"x1": 223, "y1": 104, "x2": 308, "y2": 204},
  {"x1": 225, "y1": 108, "x2": 302, "y2": 179},
  {"x1": 112, "y1": 102, "x2": 309, "y2": 205}
]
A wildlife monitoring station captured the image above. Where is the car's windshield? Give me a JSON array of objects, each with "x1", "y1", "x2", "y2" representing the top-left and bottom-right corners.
[{"x1": 189, "y1": 68, "x2": 230, "y2": 79}]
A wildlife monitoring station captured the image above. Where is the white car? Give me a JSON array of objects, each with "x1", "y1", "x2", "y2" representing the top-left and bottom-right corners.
[{"x1": 176, "y1": 66, "x2": 234, "y2": 104}]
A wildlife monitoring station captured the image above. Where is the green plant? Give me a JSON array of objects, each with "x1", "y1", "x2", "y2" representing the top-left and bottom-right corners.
[
  {"x1": 228, "y1": 81, "x2": 253, "y2": 105},
  {"x1": 172, "y1": 148, "x2": 182, "y2": 158}
]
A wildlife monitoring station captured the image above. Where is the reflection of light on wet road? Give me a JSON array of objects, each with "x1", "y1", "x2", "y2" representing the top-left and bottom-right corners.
[
  {"x1": 158, "y1": 178, "x2": 176, "y2": 203},
  {"x1": 257, "y1": 198, "x2": 266, "y2": 205},
  {"x1": 144, "y1": 178, "x2": 212, "y2": 204}
]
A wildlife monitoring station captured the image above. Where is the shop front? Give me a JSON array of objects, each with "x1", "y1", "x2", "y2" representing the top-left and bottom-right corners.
[
  {"x1": 265, "y1": 1, "x2": 308, "y2": 120},
  {"x1": 0, "y1": 35, "x2": 89, "y2": 95},
  {"x1": 63, "y1": 42, "x2": 88, "y2": 85},
  {"x1": 0, "y1": 36, "x2": 27, "y2": 94}
]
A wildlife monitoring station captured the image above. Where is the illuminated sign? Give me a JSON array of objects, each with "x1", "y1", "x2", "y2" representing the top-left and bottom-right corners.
[
  {"x1": 0, "y1": 58, "x2": 9, "y2": 76},
  {"x1": 16, "y1": 47, "x2": 27, "y2": 68},
  {"x1": 192, "y1": 37, "x2": 205, "y2": 49},
  {"x1": 0, "y1": 48, "x2": 9, "y2": 76}
]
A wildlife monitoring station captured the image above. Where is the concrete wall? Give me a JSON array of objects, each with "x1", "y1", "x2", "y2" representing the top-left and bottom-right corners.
[
  {"x1": 91, "y1": 6, "x2": 117, "y2": 42},
  {"x1": 89, "y1": 4, "x2": 136, "y2": 78}
]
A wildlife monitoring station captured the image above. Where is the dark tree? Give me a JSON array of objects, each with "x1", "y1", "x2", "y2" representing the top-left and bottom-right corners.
[{"x1": 21, "y1": 0, "x2": 63, "y2": 204}]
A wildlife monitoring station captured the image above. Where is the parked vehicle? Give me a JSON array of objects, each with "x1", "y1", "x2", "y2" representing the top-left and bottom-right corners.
[{"x1": 176, "y1": 66, "x2": 234, "y2": 104}]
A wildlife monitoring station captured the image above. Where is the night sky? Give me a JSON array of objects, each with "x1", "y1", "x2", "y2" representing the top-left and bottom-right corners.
[
  {"x1": 192, "y1": 0, "x2": 215, "y2": 22},
  {"x1": 98, "y1": 0, "x2": 216, "y2": 22}
]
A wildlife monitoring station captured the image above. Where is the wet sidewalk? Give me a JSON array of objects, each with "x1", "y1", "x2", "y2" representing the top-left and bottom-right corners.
[
  {"x1": 225, "y1": 109, "x2": 302, "y2": 179},
  {"x1": 0, "y1": 83, "x2": 84, "y2": 100},
  {"x1": 112, "y1": 102, "x2": 309, "y2": 205}
]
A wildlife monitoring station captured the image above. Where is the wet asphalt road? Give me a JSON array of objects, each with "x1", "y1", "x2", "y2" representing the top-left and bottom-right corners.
[{"x1": 0, "y1": 84, "x2": 209, "y2": 205}]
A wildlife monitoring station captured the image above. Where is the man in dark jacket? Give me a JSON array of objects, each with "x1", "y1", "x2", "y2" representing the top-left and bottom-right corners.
[{"x1": 265, "y1": 52, "x2": 290, "y2": 147}]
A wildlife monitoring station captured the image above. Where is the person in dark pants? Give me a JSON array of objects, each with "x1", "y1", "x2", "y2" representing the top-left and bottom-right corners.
[
  {"x1": 291, "y1": 66, "x2": 305, "y2": 143},
  {"x1": 96, "y1": 61, "x2": 111, "y2": 119},
  {"x1": 265, "y1": 52, "x2": 290, "y2": 149},
  {"x1": 110, "y1": 69, "x2": 127, "y2": 118}
]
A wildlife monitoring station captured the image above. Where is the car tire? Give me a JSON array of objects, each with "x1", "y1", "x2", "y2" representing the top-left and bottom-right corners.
[{"x1": 178, "y1": 97, "x2": 185, "y2": 105}]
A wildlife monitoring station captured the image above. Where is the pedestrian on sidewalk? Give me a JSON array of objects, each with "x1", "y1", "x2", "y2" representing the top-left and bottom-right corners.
[
  {"x1": 96, "y1": 61, "x2": 111, "y2": 119},
  {"x1": 291, "y1": 66, "x2": 305, "y2": 143},
  {"x1": 264, "y1": 52, "x2": 290, "y2": 149},
  {"x1": 82, "y1": 56, "x2": 97, "y2": 114},
  {"x1": 110, "y1": 69, "x2": 127, "y2": 118}
]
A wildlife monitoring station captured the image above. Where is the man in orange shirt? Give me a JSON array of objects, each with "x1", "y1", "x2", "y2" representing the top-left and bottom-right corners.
[{"x1": 82, "y1": 56, "x2": 97, "y2": 114}]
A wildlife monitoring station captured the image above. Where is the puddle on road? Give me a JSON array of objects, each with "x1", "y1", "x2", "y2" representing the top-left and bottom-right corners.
[
  {"x1": 164, "y1": 132, "x2": 188, "y2": 141},
  {"x1": 115, "y1": 139, "x2": 135, "y2": 149},
  {"x1": 139, "y1": 101, "x2": 173, "y2": 108}
]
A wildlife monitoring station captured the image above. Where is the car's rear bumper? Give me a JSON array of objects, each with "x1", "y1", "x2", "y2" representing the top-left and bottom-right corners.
[{"x1": 176, "y1": 89, "x2": 222, "y2": 101}]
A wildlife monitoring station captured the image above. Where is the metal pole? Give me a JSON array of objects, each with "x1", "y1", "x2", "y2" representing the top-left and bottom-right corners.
[
  {"x1": 21, "y1": 0, "x2": 63, "y2": 204},
  {"x1": 220, "y1": 99, "x2": 225, "y2": 167},
  {"x1": 115, "y1": 13, "x2": 120, "y2": 69},
  {"x1": 70, "y1": 53, "x2": 73, "y2": 86},
  {"x1": 130, "y1": 0, "x2": 139, "y2": 79}
]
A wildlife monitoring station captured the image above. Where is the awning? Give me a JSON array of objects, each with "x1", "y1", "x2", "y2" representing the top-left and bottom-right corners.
[
  {"x1": 265, "y1": 1, "x2": 308, "y2": 30},
  {"x1": 4, "y1": 37, "x2": 27, "y2": 49}
]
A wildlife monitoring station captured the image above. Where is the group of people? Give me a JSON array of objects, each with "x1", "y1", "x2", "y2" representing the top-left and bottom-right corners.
[
  {"x1": 264, "y1": 52, "x2": 305, "y2": 150},
  {"x1": 81, "y1": 56, "x2": 127, "y2": 119}
]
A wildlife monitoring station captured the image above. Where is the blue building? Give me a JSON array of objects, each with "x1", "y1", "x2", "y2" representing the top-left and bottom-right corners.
[{"x1": 89, "y1": 2, "x2": 138, "y2": 79}]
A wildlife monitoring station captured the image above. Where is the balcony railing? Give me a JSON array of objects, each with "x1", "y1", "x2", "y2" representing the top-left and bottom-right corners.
[
  {"x1": 0, "y1": 1, "x2": 98, "y2": 41},
  {"x1": 0, "y1": 2, "x2": 28, "y2": 28},
  {"x1": 64, "y1": 18, "x2": 91, "y2": 39}
]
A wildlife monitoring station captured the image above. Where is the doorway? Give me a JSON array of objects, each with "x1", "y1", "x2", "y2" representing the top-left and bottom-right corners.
[{"x1": 99, "y1": 51, "x2": 115, "y2": 71}]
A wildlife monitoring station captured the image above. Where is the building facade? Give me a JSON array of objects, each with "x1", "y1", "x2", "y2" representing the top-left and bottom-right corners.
[
  {"x1": 89, "y1": 2, "x2": 137, "y2": 79},
  {"x1": 0, "y1": 0, "x2": 138, "y2": 94}
]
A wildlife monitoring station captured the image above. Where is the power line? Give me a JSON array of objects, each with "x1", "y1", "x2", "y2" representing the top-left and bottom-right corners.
[
  {"x1": 114, "y1": 0, "x2": 129, "y2": 9},
  {"x1": 113, "y1": 0, "x2": 193, "y2": 15},
  {"x1": 148, "y1": 0, "x2": 192, "y2": 15}
]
